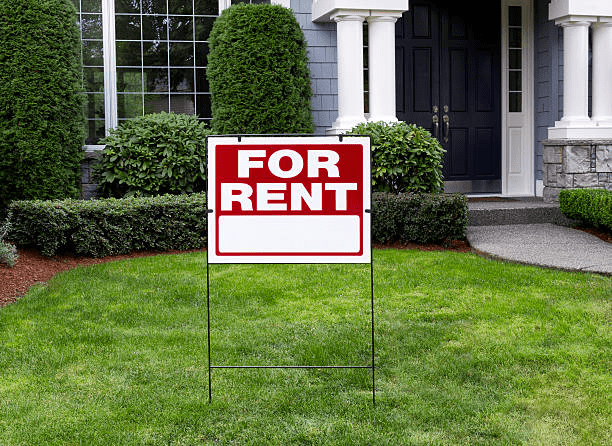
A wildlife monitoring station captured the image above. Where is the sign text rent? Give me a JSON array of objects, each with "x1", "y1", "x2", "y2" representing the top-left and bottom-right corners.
[{"x1": 221, "y1": 149, "x2": 358, "y2": 212}]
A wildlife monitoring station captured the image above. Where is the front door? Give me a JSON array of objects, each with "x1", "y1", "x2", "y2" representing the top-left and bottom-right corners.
[{"x1": 396, "y1": 0, "x2": 502, "y2": 192}]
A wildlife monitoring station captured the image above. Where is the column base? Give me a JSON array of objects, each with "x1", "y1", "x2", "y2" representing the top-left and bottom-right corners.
[
  {"x1": 548, "y1": 124, "x2": 612, "y2": 139},
  {"x1": 594, "y1": 118, "x2": 612, "y2": 127},
  {"x1": 326, "y1": 116, "x2": 367, "y2": 135}
]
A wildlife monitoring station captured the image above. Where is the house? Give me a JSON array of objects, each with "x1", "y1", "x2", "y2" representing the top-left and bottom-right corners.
[{"x1": 76, "y1": 0, "x2": 612, "y2": 200}]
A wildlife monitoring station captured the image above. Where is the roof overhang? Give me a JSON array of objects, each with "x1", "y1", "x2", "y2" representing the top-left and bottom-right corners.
[{"x1": 549, "y1": 0, "x2": 612, "y2": 21}]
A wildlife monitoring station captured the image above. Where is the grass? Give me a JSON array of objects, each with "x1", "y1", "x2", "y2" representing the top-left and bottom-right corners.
[{"x1": 0, "y1": 250, "x2": 610, "y2": 445}]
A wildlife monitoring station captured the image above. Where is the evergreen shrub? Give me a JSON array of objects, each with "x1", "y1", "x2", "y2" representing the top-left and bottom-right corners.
[
  {"x1": 96, "y1": 113, "x2": 211, "y2": 197},
  {"x1": 0, "y1": 0, "x2": 85, "y2": 208},
  {"x1": 347, "y1": 121, "x2": 445, "y2": 193},
  {"x1": 7, "y1": 194, "x2": 207, "y2": 257},
  {"x1": 0, "y1": 212, "x2": 18, "y2": 267},
  {"x1": 559, "y1": 188, "x2": 612, "y2": 232},
  {"x1": 207, "y1": 3, "x2": 314, "y2": 134}
]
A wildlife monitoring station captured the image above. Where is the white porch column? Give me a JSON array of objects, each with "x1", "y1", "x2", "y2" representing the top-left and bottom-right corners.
[
  {"x1": 559, "y1": 19, "x2": 592, "y2": 126},
  {"x1": 330, "y1": 14, "x2": 366, "y2": 133},
  {"x1": 548, "y1": 0, "x2": 612, "y2": 138},
  {"x1": 367, "y1": 15, "x2": 400, "y2": 123},
  {"x1": 592, "y1": 20, "x2": 612, "y2": 126},
  {"x1": 312, "y1": 0, "x2": 409, "y2": 134}
]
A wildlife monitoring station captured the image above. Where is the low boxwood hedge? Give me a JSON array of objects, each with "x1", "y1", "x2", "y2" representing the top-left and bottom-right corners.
[
  {"x1": 7, "y1": 194, "x2": 207, "y2": 257},
  {"x1": 559, "y1": 188, "x2": 612, "y2": 232},
  {"x1": 6, "y1": 192, "x2": 467, "y2": 257},
  {"x1": 372, "y1": 193, "x2": 468, "y2": 245}
]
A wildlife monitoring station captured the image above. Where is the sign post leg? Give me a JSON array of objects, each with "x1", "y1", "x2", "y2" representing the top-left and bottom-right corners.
[
  {"x1": 370, "y1": 257, "x2": 375, "y2": 407},
  {"x1": 207, "y1": 256, "x2": 212, "y2": 403}
]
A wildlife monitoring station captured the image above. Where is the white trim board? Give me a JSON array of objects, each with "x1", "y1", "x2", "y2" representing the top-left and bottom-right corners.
[{"x1": 501, "y1": 0, "x2": 535, "y2": 196}]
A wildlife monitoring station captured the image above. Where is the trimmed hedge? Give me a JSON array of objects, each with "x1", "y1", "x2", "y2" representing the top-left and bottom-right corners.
[
  {"x1": 7, "y1": 193, "x2": 467, "y2": 257},
  {"x1": 347, "y1": 121, "x2": 445, "y2": 193},
  {"x1": 372, "y1": 193, "x2": 468, "y2": 245},
  {"x1": 96, "y1": 112, "x2": 211, "y2": 197},
  {"x1": 7, "y1": 194, "x2": 207, "y2": 257},
  {"x1": 0, "y1": 0, "x2": 85, "y2": 208},
  {"x1": 559, "y1": 188, "x2": 612, "y2": 232},
  {"x1": 207, "y1": 3, "x2": 313, "y2": 134}
]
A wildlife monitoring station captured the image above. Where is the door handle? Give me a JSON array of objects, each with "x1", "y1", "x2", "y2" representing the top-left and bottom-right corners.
[
  {"x1": 442, "y1": 114, "x2": 450, "y2": 143},
  {"x1": 432, "y1": 114, "x2": 439, "y2": 139}
]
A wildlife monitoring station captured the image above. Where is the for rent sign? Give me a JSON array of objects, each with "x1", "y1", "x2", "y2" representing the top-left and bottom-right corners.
[{"x1": 207, "y1": 136, "x2": 371, "y2": 263}]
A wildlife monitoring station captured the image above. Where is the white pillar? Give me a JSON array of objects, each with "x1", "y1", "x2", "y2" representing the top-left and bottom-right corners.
[
  {"x1": 367, "y1": 15, "x2": 400, "y2": 124},
  {"x1": 329, "y1": 14, "x2": 366, "y2": 134},
  {"x1": 592, "y1": 20, "x2": 612, "y2": 126},
  {"x1": 559, "y1": 20, "x2": 592, "y2": 126}
]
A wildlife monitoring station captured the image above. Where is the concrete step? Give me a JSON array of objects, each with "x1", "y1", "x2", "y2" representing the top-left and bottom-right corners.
[{"x1": 467, "y1": 197, "x2": 575, "y2": 227}]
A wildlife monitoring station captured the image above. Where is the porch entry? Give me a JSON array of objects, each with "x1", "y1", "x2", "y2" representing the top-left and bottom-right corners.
[{"x1": 396, "y1": 0, "x2": 502, "y2": 193}]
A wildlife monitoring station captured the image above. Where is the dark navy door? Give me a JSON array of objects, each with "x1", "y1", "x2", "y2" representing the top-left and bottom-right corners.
[{"x1": 396, "y1": 0, "x2": 501, "y2": 184}]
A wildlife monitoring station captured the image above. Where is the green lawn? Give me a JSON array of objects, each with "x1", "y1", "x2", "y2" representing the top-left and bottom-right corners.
[{"x1": 0, "y1": 250, "x2": 610, "y2": 445}]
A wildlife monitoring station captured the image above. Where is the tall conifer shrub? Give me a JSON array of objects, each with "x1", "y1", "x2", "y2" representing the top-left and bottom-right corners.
[
  {"x1": 0, "y1": 0, "x2": 85, "y2": 208},
  {"x1": 207, "y1": 3, "x2": 314, "y2": 134}
]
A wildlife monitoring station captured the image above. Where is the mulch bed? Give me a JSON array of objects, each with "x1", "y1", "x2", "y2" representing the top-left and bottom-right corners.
[
  {"x1": 0, "y1": 248, "x2": 204, "y2": 308},
  {"x1": 574, "y1": 226, "x2": 612, "y2": 244}
]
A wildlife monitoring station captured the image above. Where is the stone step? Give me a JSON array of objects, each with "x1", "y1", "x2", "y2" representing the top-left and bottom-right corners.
[{"x1": 467, "y1": 197, "x2": 575, "y2": 226}]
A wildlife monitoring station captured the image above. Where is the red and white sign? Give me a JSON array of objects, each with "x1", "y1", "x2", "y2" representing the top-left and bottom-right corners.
[{"x1": 207, "y1": 136, "x2": 371, "y2": 264}]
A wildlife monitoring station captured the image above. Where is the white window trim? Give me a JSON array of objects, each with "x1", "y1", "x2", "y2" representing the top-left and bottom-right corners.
[
  {"x1": 219, "y1": 0, "x2": 290, "y2": 13},
  {"x1": 102, "y1": 0, "x2": 118, "y2": 135}
]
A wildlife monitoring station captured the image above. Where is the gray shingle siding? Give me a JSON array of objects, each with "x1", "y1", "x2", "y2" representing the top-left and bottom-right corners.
[
  {"x1": 291, "y1": 0, "x2": 338, "y2": 135},
  {"x1": 534, "y1": 0, "x2": 563, "y2": 183}
]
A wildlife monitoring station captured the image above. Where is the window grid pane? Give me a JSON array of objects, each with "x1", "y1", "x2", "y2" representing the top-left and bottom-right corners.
[
  {"x1": 77, "y1": 0, "x2": 106, "y2": 144},
  {"x1": 115, "y1": 0, "x2": 215, "y2": 120},
  {"x1": 508, "y1": 6, "x2": 522, "y2": 113}
]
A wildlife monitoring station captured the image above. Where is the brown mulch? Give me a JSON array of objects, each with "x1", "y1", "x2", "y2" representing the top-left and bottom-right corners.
[
  {"x1": 574, "y1": 226, "x2": 612, "y2": 244},
  {"x1": 0, "y1": 241, "x2": 471, "y2": 308},
  {"x1": 0, "y1": 248, "x2": 204, "y2": 308}
]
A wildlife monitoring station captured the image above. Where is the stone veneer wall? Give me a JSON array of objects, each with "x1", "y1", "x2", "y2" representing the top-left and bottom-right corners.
[
  {"x1": 81, "y1": 150, "x2": 101, "y2": 200},
  {"x1": 542, "y1": 139, "x2": 612, "y2": 202}
]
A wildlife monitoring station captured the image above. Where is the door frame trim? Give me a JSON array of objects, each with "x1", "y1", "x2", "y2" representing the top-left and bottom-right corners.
[{"x1": 501, "y1": 0, "x2": 535, "y2": 196}]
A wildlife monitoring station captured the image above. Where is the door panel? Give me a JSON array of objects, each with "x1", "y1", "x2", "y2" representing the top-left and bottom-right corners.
[
  {"x1": 396, "y1": 0, "x2": 501, "y2": 183},
  {"x1": 396, "y1": 1, "x2": 440, "y2": 138},
  {"x1": 413, "y1": 48, "x2": 433, "y2": 112}
]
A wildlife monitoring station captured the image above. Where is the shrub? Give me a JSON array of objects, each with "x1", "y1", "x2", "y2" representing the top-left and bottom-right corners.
[
  {"x1": 559, "y1": 188, "x2": 612, "y2": 232},
  {"x1": 96, "y1": 113, "x2": 211, "y2": 197},
  {"x1": 372, "y1": 193, "x2": 468, "y2": 245},
  {"x1": 207, "y1": 3, "x2": 314, "y2": 134},
  {"x1": 346, "y1": 121, "x2": 445, "y2": 193},
  {"x1": 0, "y1": 212, "x2": 18, "y2": 267},
  {"x1": 0, "y1": 0, "x2": 85, "y2": 208},
  {"x1": 7, "y1": 194, "x2": 207, "y2": 257}
]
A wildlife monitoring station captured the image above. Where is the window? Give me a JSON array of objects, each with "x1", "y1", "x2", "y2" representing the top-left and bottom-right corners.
[
  {"x1": 74, "y1": 0, "x2": 218, "y2": 145},
  {"x1": 508, "y1": 5, "x2": 522, "y2": 113},
  {"x1": 76, "y1": 0, "x2": 105, "y2": 144}
]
